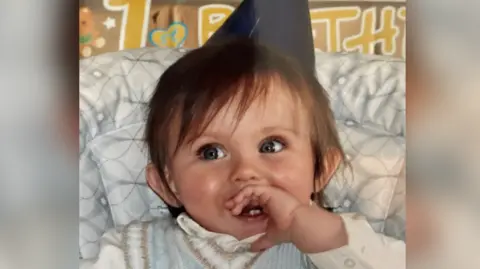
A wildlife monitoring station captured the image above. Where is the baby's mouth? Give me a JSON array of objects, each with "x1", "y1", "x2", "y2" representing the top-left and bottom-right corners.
[{"x1": 239, "y1": 205, "x2": 265, "y2": 217}]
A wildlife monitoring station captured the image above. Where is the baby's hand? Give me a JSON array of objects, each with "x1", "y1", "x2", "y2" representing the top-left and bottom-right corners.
[{"x1": 226, "y1": 185, "x2": 348, "y2": 253}]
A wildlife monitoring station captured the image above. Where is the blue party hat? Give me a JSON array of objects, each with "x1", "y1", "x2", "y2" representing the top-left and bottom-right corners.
[{"x1": 206, "y1": 0, "x2": 315, "y2": 76}]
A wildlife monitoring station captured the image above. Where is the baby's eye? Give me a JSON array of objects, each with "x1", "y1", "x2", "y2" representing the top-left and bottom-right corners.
[
  {"x1": 197, "y1": 144, "x2": 226, "y2": 160},
  {"x1": 259, "y1": 138, "x2": 285, "y2": 153}
]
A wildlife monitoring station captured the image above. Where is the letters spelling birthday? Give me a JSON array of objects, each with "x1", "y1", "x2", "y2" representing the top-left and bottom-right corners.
[{"x1": 199, "y1": 5, "x2": 406, "y2": 58}]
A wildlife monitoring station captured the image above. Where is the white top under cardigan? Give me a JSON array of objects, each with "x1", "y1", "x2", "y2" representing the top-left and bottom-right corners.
[{"x1": 80, "y1": 212, "x2": 405, "y2": 269}]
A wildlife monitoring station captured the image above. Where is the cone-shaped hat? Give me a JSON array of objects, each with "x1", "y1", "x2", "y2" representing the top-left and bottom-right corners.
[{"x1": 206, "y1": 0, "x2": 315, "y2": 76}]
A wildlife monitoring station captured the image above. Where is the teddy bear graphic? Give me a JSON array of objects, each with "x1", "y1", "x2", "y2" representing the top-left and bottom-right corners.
[{"x1": 79, "y1": 7, "x2": 106, "y2": 57}]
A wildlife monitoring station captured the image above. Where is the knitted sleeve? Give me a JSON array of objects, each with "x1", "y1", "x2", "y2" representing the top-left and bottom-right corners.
[
  {"x1": 79, "y1": 226, "x2": 126, "y2": 269},
  {"x1": 80, "y1": 222, "x2": 152, "y2": 269},
  {"x1": 308, "y1": 213, "x2": 405, "y2": 269}
]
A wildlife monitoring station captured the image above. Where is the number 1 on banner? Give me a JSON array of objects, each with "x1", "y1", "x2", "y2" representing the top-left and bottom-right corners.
[{"x1": 103, "y1": 0, "x2": 152, "y2": 50}]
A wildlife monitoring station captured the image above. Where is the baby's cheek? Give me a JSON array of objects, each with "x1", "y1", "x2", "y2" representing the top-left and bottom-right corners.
[
  {"x1": 176, "y1": 166, "x2": 226, "y2": 204},
  {"x1": 265, "y1": 156, "x2": 294, "y2": 172},
  {"x1": 266, "y1": 154, "x2": 313, "y2": 176},
  {"x1": 265, "y1": 155, "x2": 314, "y2": 194}
]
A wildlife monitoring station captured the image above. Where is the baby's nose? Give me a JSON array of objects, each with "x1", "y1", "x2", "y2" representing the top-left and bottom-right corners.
[{"x1": 230, "y1": 158, "x2": 266, "y2": 183}]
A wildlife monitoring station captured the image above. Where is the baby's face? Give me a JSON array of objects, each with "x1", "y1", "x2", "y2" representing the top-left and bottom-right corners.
[{"x1": 170, "y1": 84, "x2": 315, "y2": 239}]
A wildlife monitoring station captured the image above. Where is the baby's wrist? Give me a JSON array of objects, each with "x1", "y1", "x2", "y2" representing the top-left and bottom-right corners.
[
  {"x1": 325, "y1": 213, "x2": 348, "y2": 250},
  {"x1": 290, "y1": 205, "x2": 348, "y2": 253}
]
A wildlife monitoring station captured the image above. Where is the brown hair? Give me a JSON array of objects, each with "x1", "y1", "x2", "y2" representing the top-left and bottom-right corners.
[{"x1": 145, "y1": 38, "x2": 344, "y2": 217}]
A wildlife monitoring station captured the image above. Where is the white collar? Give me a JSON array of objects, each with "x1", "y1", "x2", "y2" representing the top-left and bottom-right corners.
[{"x1": 176, "y1": 213, "x2": 264, "y2": 254}]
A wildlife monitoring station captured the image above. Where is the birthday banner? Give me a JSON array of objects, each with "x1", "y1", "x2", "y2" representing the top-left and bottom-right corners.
[{"x1": 79, "y1": 0, "x2": 405, "y2": 59}]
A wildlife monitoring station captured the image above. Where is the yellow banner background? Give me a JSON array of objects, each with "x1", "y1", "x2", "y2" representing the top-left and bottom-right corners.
[{"x1": 79, "y1": 1, "x2": 405, "y2": 58}]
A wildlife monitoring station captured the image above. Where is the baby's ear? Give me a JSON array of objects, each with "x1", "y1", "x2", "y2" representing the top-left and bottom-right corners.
[
  {"x1": 146, "y1": 163, "x2": 182, "y2": 207},
  {"x1": 314, "y1": 148, "x2": 343, "y2": 191}
]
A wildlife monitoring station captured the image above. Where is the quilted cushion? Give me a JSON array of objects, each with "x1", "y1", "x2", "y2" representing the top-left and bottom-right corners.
[
  {"x1": 79, "y1": 47, "x2": 405, "y2": 259},
  {"x1": 315, "y1": 52, "x2": 405, "y2": 137}
]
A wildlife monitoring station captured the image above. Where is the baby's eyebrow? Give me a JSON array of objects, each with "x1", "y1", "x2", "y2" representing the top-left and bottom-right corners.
[{"x1": 261, "y1": 126, "x2": 299, "y2": 136}]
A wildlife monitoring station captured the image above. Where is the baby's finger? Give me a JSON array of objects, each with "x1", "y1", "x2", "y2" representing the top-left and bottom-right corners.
[
  {"x1": 231, "y1": 186, "x2": 256, "y2": 204},
  {"x1": 250, "y1": 196, "x2": 260, "y2": 207},
  {"x1": 229, "y1": 185, "x2": 275, "y2": 215},
  {"x1": 241, "y1": 186, "x2": 272, "y2": 203},
  {"x1": 229, "y1": 186, "x2": 266, "y2": 214},
  {"x1": 231, "y1": 195, "x2": 252, "y2": 215}
]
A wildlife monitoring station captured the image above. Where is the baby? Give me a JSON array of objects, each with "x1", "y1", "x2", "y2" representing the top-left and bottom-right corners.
[{"x1": 80, "y1": 38, "x2": 405, "y2": 269}]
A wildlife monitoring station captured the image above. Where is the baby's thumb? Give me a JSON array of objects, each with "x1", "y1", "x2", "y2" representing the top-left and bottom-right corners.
[{"x1": 250, "y1": 234, "x2": 275, "y2": 252}]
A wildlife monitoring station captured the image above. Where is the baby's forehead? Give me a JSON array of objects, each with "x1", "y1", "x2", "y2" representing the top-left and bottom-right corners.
[
  {"x1": 203, "y1": 85, "x2": 310, "y2": 135},
  {"x1": 234, "y1": 81, "x2": 304, "y2": 114}
]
